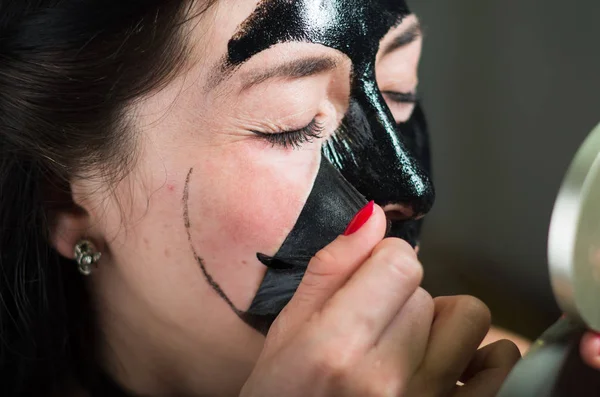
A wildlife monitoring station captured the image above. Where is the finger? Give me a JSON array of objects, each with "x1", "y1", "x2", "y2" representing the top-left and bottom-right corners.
[
  {"x1": 282, "y1": 202, "x2": 387, "y2": 328},
  {"x1": 460, "y1": 339, "x2": 521, "y2": 382},
  {"x1": 412, "y1": 296, "x2": 492, "y2": 396},
  {"x1": 321, "y1": 237, "x2": 423, "y2": 347},
  {"x1": 452, "y1": 369, "x2": 509, "y2": 397},
  {"x1": 580, "y1": 331, "x2": 600, "y2": 371},
  {"x1": 479, "y1": 326, "x2": 531, "y2": 355},
  {"x1": 341, "y1": 289, "x2": 433, "y2": 397},
  {"x1": 368, "y1": 287, "x2": 434, "y2": 378},
  {"x1": 454, "y1": 340, "x2": 520, "y2": 397}
]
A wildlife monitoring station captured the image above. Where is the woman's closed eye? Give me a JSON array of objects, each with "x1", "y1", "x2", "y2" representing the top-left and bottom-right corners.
[
  {"x1": 382, "y1": 91, "x2": 417, "y2": 104},
  {"x1": 381, "y1": 91, "x2": 418, "y2": 123},
  {"x1": 251, "y1": 118, "x2": 325, "y2": 150}
]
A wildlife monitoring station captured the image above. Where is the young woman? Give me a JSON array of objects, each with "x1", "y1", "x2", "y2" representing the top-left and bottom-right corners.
[{"x1": 0, "y1": 0, "x2": 557, "y2": 395}]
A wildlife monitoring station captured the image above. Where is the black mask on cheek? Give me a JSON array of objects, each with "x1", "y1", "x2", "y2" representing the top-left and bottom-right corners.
[
  {"x1": 242, "y1": 158, "x2": 367, "y2": 334},
  {"x1": 211, "y1": 0, "x2": 436, "y2": 334}
]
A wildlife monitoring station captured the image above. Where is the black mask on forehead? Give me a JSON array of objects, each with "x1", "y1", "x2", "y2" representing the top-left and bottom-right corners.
[
  {"x1": 207, "y1": 0, "x2": 435, "y2": 334},
  {"x1": 227, "y1": 0, "x2": 434, "y2": 214}
]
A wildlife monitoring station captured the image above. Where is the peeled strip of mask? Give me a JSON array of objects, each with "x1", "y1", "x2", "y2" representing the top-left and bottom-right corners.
[{"x1": 242, "y1": 157, "x2": 367, "y2": 334}]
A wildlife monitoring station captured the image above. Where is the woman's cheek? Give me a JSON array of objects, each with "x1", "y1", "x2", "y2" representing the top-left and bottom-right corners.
[
  {"x1": 185, "y1": 143, "x2": 320, "y2": 293},
  {"x1": 214, "y1": 149, "x2": 319, "y2": 250}
]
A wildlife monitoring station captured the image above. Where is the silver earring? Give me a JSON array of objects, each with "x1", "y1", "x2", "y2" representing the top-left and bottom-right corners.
[{"x1": 74, "y1": 239, "x2": 101, "y2": 276}]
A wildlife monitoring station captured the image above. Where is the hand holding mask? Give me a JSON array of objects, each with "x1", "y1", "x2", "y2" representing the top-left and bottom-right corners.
[{"x1": 241, "y1": 203, "x2": 519, "y2": 397}]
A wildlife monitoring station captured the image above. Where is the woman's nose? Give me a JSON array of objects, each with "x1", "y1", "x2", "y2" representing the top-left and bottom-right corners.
[
  {"x1": 323, "y1": 78, "x2": 435, "y2": 223},
  {"x1": 323, "y1": 122, "x2": 435, "y2": 222},
  {"x1": 376, "y1": 166, "x2": 434, "y2": 219}
]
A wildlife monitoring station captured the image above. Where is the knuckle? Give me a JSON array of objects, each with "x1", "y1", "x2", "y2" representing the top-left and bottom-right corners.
[
  {"x1": 312, "y1": 341, "x2": 357, "y2": 380},
  {"x1": 309, "y1": 246, "x2": 342, "y2": 276},
  {"x1": 412, "y1": 287, "x2": 434, "y2": 316},
  {"x1": 492, "y1": 339, "x2": 523, "y2": 364},
  {"x1": 413, "y1": 286, "x2": 433, "y2": 302},
  {"x1": 389, "y1": 255, "x2": 423, "y2": 287},
  {"x1": 454, "y1": 295, "x2": 492, "y2": 327},
  {"x1": 372, "y1": 239, "x2": 423, "y2": 285}
]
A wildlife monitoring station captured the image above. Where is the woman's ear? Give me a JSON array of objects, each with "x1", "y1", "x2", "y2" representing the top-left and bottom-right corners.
[
  {"x1": 48, "y1": 181, "x2": 102, "y2": 261},
  {"x1": 49, "y1": 204, "x2": 90, "y2": 260}
]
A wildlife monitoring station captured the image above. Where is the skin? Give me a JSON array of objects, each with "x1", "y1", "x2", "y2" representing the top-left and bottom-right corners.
[
  {"x1": 241, "y1": 206, "x2": 520, "y2": 397},
  {"x1": 481, "y1": 326, "x2": 530, "y2": 355},
  {"x1": 50, "y1": 1, "x2": 523, "y2": 396},
  {"x1": 581, "y1": 332, "x2": 600, "y2": 371}
]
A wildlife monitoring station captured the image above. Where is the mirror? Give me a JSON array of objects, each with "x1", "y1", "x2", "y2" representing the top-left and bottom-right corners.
[{"x1": 497, "y1": 123, "x2": 600, "y2": 396}]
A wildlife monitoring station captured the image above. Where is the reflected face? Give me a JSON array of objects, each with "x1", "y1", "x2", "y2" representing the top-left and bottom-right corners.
[{"x1": 87, "y1": 0, "x2": 434, "y2": 383}]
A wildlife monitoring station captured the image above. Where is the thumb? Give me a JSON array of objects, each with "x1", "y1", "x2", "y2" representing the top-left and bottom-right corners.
[{"x1": 282, "y1": 201, "x2": 387, "y2": 327}]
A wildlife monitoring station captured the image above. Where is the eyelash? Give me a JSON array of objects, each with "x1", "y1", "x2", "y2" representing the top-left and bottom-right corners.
[
  {"x1": 252, "y1": 119, "x2": 325, "y2": 149},
  {"x1": 250, "y1": 91, "x2": 412, "y2": 149},
  {"x1": 382, "y1": 91, "x2": 418, "y2": 104}
]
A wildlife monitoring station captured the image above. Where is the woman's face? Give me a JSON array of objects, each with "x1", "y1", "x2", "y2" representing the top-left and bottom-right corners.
[{"x1": 75, "y1": 0, "x2": 431, "y2": 392}]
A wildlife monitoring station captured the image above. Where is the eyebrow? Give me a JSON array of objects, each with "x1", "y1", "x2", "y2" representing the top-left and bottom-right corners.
[
  {"x1": 205, "y1": 55, "x2": 340, "y2": 93},
  {"x1": 239, "y1": 56, "x2": 340, "y2": 91},
  {"x1": 206, "y1": 20, "x2": 421, "y2": 92},
  {"x1": 380, "y1": 20, "x2": 422, "y2": 57}
]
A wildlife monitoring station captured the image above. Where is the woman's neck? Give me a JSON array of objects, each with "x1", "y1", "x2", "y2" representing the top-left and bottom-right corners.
[{"x1": 90, "y1": 271, "x2": 263, "y2": 397}]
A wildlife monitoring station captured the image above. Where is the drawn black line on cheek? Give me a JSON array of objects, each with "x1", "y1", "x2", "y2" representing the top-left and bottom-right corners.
[
  {"x1": 182, "y1": 168, "x2": 244, "y2": 318},
  {"x1": 183, "y1": 168, "x2": 281, "y2": 333},
  {"x1": 180, "y1": 159, "x2": 368, "y2": 337}
]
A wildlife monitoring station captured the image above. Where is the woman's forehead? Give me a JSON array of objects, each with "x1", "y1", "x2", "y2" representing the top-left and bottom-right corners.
[
  {"x1": 198, "y1": 0, "x2": 417, "y2": 93},
  {"x1": 226, "y1": 0, "x2": 412, "y2": 67}
]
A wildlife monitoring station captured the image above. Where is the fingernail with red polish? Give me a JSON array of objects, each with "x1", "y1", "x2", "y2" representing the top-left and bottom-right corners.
[{"x1": 344, "y1": 201, "x2": 375, "y2": 236}]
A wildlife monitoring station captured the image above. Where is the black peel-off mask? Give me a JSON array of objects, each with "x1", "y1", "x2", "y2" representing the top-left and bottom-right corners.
[{"x1": 193, "y1": 0, "x2": 436, "y2": 335}]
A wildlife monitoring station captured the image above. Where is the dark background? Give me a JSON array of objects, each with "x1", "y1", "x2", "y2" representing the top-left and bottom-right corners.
[{"x1": 411, "y1": 0, "x2": 600, "y2": 338}]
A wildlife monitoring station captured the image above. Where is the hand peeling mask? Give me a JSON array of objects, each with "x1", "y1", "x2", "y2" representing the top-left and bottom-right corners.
[{"x1": 195, "y1": 0, "x2": 436, "y2": 334}]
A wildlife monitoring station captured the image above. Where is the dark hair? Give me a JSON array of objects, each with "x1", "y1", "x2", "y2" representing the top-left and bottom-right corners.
[{"x1": 0, "y1": 1, "x2": 211, "y2": 395}]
